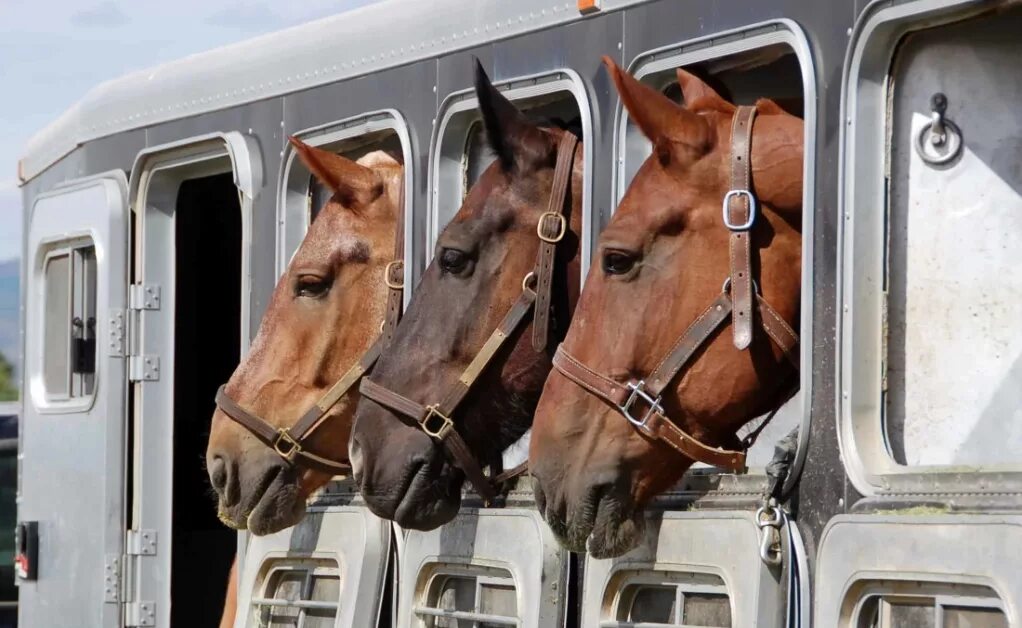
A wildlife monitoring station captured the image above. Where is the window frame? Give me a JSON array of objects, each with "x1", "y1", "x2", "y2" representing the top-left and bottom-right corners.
[
  {"x1": 848, "y1": 582, "x2": 1007, "y2": 628},
  {"x1": 837, "y1": 0, "x2": 1017, "y2": 496},
  {"x1": 428, "y1": 69, "x2": 593, "y2": 274},
  {"x1": 413, "y1": 563, "x2": 521, "y2": 627},
  {"x1": 32, "y1": 236, "x2": 99, "y2": 413},
  {"x1": 612, "y1": 20, "x2": 816, "y2": 492},
  {"x1": 250, "y1": 560, "x2": 342, "y2": 627},
  {"x1": 277, "y1": 110, "x2": 413, "y2": 303},
  {"x1": 604, "y1": 570, "x2": 732, "y2": 628}
]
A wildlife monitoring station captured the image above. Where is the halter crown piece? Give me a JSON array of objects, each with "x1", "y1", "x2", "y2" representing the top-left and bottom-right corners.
[
  {"x1": 552, "y1": 106, "x2": 800, "y2": 473},
  {"x1": 358, "y1": 132, "x2": 579, "y2": 505}
]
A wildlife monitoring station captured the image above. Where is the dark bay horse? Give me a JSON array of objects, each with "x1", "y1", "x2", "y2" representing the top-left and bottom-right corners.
[
  {"x1": 350, "y1": 62, "x2": 584, "y2": 530},
  {"x1": 206, "y1": 138, "x2": 403, "y2": 535},
  {"x1": 529, "y1": 58, "x2": 803, "y2": 558}
]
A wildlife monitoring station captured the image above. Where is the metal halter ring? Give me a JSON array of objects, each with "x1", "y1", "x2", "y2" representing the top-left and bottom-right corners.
[
  {"x1": 620, "y1": 380, "x2": 664, "y2": 431},
  {"x1": 536, "y1": 212, "x2": 567, "y2": 243},
  {"x1": 522, "y1": 271, "x2": 537, "y2": 294},
  {"x1": 273, "y1": 429, "x2": 302, "y2": 463},
  {"x1": 384, "y1": 260, "x2": 404, "y2": 289},
  {"x1": 722, "y1": 189, "x2": 758, "y2": 231},
  {"x1": 722, "y1": 276, "x2": 760, "y2": 295},
  {"x1": 420, "y1": 405, "x2": 454, "y2": 440}
]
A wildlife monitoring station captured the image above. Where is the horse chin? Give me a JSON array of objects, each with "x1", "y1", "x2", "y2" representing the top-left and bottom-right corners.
[
  {"x1": 557, "y1": 485, "x2": 644, "y2": 559},
  {"x1": 224, "y1": 465, "x2": 307, "y2": 536},
  {"x1": 391, "y1": 466, "x2": 463, "y2": 531}
]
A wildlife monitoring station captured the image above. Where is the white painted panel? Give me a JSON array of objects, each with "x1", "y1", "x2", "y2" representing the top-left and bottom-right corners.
[
  {"x1": 885, "y1": 13, "x2": 1022, "y2": 466},
  {"x1": 235, "y1": 495, "x2": 391, "y2": 628},
  {"x1": 398, "y1": 507, "x2": 568, "y2": 628}
]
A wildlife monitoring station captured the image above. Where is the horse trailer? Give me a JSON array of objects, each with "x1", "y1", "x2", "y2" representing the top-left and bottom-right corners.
[{"x1": 13, "y1": 0, "x2": 1022, "y2": 626}]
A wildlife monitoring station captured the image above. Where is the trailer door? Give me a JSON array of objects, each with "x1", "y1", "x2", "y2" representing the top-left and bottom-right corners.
[{"x1": 18, "y1": 172, "x2": 129, "y2": 628}]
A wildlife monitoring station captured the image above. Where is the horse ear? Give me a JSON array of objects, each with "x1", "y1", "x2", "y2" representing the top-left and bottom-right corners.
[
  {"x1": 288, "y1": 136, "x2": 382, "y2": 205},
  {"x1": 602, "y1": 56, "x2": 710, "y2": 152},
  {"x1": 474, "y1": 59, "x2": 553, "y2": 172},
  {"x1": 675, "y1": 68, "x2": 735, "y2": 113}
]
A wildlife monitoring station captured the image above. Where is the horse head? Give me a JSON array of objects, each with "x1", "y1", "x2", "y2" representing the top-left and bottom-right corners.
[
  {"x1": 350, "y1": 62, "x2": 583, "y2": 530},
  {"x1": 206, "y1": 138, "x2": 402, "y2": 535},
  {"x1": 529, "y1": 57, "x2": 802, "y2": 557}
]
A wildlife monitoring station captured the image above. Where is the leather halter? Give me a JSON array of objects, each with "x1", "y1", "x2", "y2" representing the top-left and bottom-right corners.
[
  {"x1": 553, "y1": 106, "x2": 799, "y2": 473},
  {"x1": 213, "y1": 180, "x2": 407, "y2": 476},
  {"x1": 359, "y1": 132, "x2": 579, "y2": 505}
]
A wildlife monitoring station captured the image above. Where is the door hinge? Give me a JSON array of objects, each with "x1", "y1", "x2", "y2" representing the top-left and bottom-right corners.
[
  {"x1": 104, "y1": 554, "x2": 120, "y2": 603},
  {"x1": 125, "y1": 601, "x2": 156, "y2": 627},
  {"x1": 108, "y1": 309, "x2": 127, "y2": 357},
  {"x1": 129, "y1": 284, "x2": 161, "y2": 311},
  {"x1": 126, "y1": 529, "x2": 157, "y2": 556},
  {"x1": 128, "y1": 355, "x2": 160, "y2": 382}
]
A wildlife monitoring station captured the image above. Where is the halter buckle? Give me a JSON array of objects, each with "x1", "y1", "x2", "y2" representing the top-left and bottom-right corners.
[
  {"x1": 273, "y1": 429, "x2": 302, "y2": 463},
  {"x1": 421, "y1": 405, "x2": 454, "y2": 440},
  {"x1": 620, "y1": 381, "x2": 664, "y2": 432},
  {"x1": 722, "y1": 190, "x2": 757, "y2": 231},
  {"x1": 537, "y1": 212, "x2": 567, "y2": 243},
  {"x1": 385, "y1": 260, "x2": 404, "y2": 289}
]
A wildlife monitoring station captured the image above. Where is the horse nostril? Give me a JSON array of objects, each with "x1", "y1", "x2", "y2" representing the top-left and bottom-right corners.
[{"x1": 208, "y1": 454, "x2": 239, "y2": 505}]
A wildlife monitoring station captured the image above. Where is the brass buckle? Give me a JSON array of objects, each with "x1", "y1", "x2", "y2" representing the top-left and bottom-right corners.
[
  {"x1": 385, "y1": 260, "x2": 404, "y2": 289},
  {"x1": 273, "y1": 429, "x2": 302, "y2": 462},
  {"x1": 421, "y1": 405, "x2": 453, "y2": 440},
  {"x1": 536, "y1": 212, "x2": 567, "y2": 243}
]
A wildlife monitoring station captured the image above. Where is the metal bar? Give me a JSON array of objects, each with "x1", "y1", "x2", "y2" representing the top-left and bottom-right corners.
[
  {"x1": 412, "y1": 606, "x2": 519, "y2": 626},
  {"x1": 250, "y1": 598, "x2": 339, "y2": 610}
]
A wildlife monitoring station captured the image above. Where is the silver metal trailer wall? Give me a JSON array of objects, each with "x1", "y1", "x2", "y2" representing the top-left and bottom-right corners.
[{"x1": 14, "y1": 0, "x2": 1022, "y2": 626}]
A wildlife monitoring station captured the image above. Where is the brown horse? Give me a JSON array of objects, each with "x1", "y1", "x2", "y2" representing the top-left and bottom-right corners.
[
  {"x1": 529, "y1": 58, "x2": 802, "y2": 558},
  {"x1": 205, "y1": 138, "x2": 403, "y2": 535},
  {"x1": 350, "y1": 62, "x2": 583, "y2": 530}
]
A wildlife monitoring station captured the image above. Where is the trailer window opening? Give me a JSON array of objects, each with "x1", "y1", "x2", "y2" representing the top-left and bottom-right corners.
[
  {"x1": 280, "y1": 115, "x2": 410, "y2": 280},
  {"x1": 252, "y1": 561, "x2": 341, "y2": 627},
  {"x1": 460, "y1": 94, "x2": 583, "y2": 204},
  {"x1": 851, "y1": 587, "x2": 1006, "y2": 628},
  {"x1": 603, "y1": 571, "x2": 731, "y2": 628},
  {"x1": 414, "y1": 565, "x2": 518, "y2": 627},
  {"x1": 618, "y1": 39, "x2": 809, "y2": 471},
  {"x1": 877, "y1": 10, "x2": 1022, "y2": 468},
  {"x1": 431, "y1": 78, "x2": 588, "y2": 257},
  {"x1": 307, "y1": 129, "x2": 404, "y2": 223},
  {"x1": 42, "y1": 243, "x2": 96, "y2": 400}
]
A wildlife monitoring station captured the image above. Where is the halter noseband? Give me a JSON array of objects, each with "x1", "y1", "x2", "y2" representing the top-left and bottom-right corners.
[
  {"x1": 213, "y1": 182, "x2": 407, "y2": 476},
  {"x1": 358, "y1": 132, "x2": 579, "y2": 505},
  {"x1": 553, "y1": 106, "x2": 800, "y2": 473}
]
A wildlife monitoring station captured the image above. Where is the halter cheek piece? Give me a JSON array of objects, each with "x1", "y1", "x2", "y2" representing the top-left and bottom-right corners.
[
  {"x1": 213, "y1": 182, "x2": 408, "y2": 476},
  {"x1": 553, "y1": 106, "x2": 800, "y2": 473},
  {"x1": 358, "y1": 132, "x2": 579, "y2": 506}
]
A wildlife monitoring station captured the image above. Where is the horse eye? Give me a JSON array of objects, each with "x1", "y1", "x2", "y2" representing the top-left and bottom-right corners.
[
  {"x1": 295, "y1": 274, "x2": 331, "y2": 298},
  {"x1": 439, "y1": 248, "x2": 471, "y2": 275},
  {"x1": 602, "y1": 250, "x2": 638, "y2": 276}
]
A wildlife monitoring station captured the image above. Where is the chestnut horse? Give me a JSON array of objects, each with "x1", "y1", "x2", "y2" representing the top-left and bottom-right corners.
[
  {"x1": 206, "y1": 138, "x2": 403, "y2": 535},
  {"x1": 350, "y1": 62, "x2": 583, "y2": 530},
  {"x1": 529, "y1": 58, "x2": 802, "y2": 558}
]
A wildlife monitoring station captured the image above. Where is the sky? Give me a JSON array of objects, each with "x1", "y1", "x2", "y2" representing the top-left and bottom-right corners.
[{"x1": 0, "y1": 0, "x2": 383, "y2": 262}]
